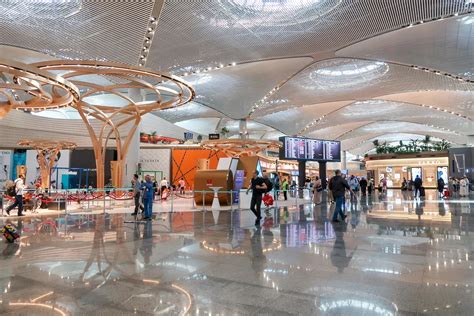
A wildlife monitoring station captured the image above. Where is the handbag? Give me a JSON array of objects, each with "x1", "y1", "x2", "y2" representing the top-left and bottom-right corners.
[{"x1": 316, "y1": 186, "x2": 323, "y2": 192}]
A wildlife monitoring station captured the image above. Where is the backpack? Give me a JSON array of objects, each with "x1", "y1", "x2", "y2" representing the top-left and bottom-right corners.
[
  {"x1": 4, "y1": 180, "x2": 16, "y2": 197},
  {"x1": 264, "y1": 178, "x2": 273, "y2": 193}
]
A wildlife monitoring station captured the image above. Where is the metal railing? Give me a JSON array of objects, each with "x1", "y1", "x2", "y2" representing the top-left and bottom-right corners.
[{"x1": 0, "y1": 187, "x2": 316, "y2": 216}]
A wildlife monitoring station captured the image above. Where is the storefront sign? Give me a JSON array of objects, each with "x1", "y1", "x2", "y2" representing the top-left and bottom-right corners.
[{"x1": 184, "y1": 132, "x2": 193, "y2": 140}]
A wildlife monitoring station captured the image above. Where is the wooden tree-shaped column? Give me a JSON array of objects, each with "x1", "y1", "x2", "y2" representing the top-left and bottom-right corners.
[
  {"x1": 17, "y1": 140, "x2": 77, "y2": 190},
  {"x1": 34, "y1": 61, "x2": 195, "y2": 188},
  {"x1": 0, "y1": 58, "x2": 79, "y2": 119}
]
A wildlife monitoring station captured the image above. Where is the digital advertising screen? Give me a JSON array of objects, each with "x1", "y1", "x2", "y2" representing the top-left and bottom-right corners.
[{"x1": 279, "y1": 136, "x2": 341, "y2": 162}]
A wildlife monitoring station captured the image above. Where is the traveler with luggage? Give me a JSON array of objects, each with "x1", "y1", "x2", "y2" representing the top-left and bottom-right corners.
[
  {"x1": 5, "y1": 174, "x2": 26, "y2": 217},
  {"x1": 246, "y1": 170, "x2": 267, "y2": 227}
]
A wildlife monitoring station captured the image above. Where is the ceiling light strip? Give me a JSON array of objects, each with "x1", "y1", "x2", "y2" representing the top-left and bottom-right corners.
[
  {"x1": 138, "y1": 16, "x2": 159, "y2": 67},
  {"x1": 300, "y1": 98, "x2": 471, "y2": 136}
]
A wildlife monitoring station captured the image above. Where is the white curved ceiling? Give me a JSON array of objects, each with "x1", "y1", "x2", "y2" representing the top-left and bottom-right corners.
[
  {"x1": 0, "y1": 1, "x2": 473, "y2": 154},
  {"x1": 337, "y1": 15, "x2": 474, "y2": 79}
]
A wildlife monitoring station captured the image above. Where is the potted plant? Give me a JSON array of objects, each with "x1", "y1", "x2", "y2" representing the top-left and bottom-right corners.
[
  {"x1": 220, "y1": 127, "x2": 230, "y2": 138},
  {"x1": 140, "y1": 132, "x2": 149, "y2": 143},
  {"x1": 150, "y1": 131, "x2": 158, "y2": 143}
]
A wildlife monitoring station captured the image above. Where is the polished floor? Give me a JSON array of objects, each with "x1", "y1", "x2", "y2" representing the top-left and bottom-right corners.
[{"x1": 0, "y1": 190, "x2": 473, "y2": 315}]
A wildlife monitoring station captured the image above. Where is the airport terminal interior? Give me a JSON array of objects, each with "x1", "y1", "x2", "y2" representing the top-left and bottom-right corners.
[{"x1": 0, "y1": 1, "x2": 473, "y2": 315}]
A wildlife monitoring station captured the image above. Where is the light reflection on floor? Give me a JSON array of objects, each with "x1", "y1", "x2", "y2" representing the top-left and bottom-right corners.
[{"x1": 0, "y1": 190, "x2": 472, "y2": 315}]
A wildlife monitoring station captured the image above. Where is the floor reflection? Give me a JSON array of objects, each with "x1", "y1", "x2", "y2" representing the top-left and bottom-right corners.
[{"x1": 0, "y1": 190, "x2": 472, "y2": 315}]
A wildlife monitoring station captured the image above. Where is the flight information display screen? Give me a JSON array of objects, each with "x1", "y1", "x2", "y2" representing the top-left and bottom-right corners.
[{"x1": 279, "y1": 136, "x2": 341, "y2": 162}]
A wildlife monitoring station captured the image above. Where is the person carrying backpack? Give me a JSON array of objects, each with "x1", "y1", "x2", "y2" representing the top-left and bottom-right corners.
[{"x1": 5, "y1": 174, "x2": 26, "y2": 217}]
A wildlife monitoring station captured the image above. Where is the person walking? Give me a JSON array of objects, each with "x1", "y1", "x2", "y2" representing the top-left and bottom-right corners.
[
  {"x1": 359, "y1": 177, "x2": 367, "y2": 196},
  {"x1": 459, "y1": 176, "x2": 469, "y2": 197},
  {"x1": 273, "y1": 173, "x2": 280, "y2": 200},
  {"x1": 329, "y1": 170, "x2": 354, "y2": 223},
  {"x1": 348, "y1": 175, "x2": 359, "y2": 201},
  {"x1": 131, "y1": 174, "x2": 142, "y2": 216},
  {"x1": 437, "y1": 177, "x2": 445, "y2": 198},
  {"x1": 178, "y1": 178, "x2": 186, "y2": 195},
  {"x1": 414, "y1": 175, "x2": 423, "y2": 198},
  {"x1": 159, "y1": 177, "x2": 169, "y2": 199},
  {"x1": 368, "y1": 178, "x2": 374, "y2": 195},
  {"x1": 246, "y1": 170, "x2": 267, "y2": 227},
  {"x1": 142, "y1": 175, "x2": 154, "y2": 220},
  {"x1": 282, "y1": 178, "x2": 289, "y2": 201},
  {"x1": 381, "y1": 177, "x2": 387, "y2": 194},
  {"x1": 448, "y1": 177, "x2": 454, "y2": 197},
  {"x1": 401, "y1": 178, "x2": 408, "y2": 191},
  {"x1": 5, "y1": 174, "x2": 26, "y2": 217},
  {"x1": 312, "y1": 176, "x2": 322, "y2": 205}
]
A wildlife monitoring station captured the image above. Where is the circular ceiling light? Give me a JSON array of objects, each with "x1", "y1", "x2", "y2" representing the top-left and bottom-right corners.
[
  {"x1": 341, "y1": 100, "x2": 403, "y2": 117},
  {"x1": 201, "y1": 0, "x2": 342, "y2": 28},
  {"x1": 304, "y1": 59, "x2": 389, "y2": 90}
]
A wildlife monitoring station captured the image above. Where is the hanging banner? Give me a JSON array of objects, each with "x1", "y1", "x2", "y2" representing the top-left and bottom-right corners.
[
  {"x1": 0, "y1": 150, "x2": 12, "y2": 188},
  {"x1": 233, "y1": 170, "x2": 245, "y2": 203}
]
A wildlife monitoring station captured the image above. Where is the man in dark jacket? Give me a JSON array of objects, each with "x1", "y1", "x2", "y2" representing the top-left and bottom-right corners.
[
  {"x1": 329, "y1": 170, "x2": 354, "y2": 222},
  {"x1": 246, "y1": 170, "x2": 267, "y2": 227},
  {"x1": 359, "y1": 177, "x2": 368, "y2": 195},
  {"x1": 414, "y1": 175, "x2": 423, "y2": 198}
]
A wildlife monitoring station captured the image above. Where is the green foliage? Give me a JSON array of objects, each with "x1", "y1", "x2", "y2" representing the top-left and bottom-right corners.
[{"x1": 371, "y1": 137, "x2": 450, "y2": 154}]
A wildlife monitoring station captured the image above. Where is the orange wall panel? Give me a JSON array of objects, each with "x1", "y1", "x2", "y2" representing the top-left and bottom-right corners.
[{"x1": 171, "y1": 149, "x2": 228, "y2": 189}]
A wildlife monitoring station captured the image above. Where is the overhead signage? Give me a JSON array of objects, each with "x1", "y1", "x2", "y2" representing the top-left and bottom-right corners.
[{"x1": 208, "y1": 133, "x2": 220, "y2": 140}]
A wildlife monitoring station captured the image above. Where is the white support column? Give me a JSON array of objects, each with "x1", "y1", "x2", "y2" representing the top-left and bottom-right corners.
[
  {"x1": 342, "y1": 150, "x2": 347, "y2": 170},
  {"x1": 239, "y1": 119, "x2": 248, "y2": 139}
]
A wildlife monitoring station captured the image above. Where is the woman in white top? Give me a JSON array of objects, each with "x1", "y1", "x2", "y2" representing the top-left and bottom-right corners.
[{"x1": 459, "y1": 177, "x2": 470, "y2": 197}]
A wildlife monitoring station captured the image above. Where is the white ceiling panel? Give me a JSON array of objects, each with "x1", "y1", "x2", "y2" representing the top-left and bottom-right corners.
[
  {"x1": 184, "y1": 57, "x2": 313, "y2": 119},
  {"x1": 153, "y1": 101, "x2": 224, "y2": 123},
  {"x1": 175, "y1": 118, "x2": 221, "y2": 135},
  {"x1": 255, "y1": 58, "x2": 473, "y2": 114},
  {"x1": 304, "y1": 100, "x2": 473, "y2": 135},
  {"x1": 378, "y1": 90, "x2": 474, "y2": 119},
  {"x1": 337, "y1": 14, "x2": 474, "y2": 79},
  {"x1": 148, "y1": 0, "x2": 470, "y2": 72},
  {"x1": 255, "y1": 100, "x2": 353, "y2": 134},
  {"x1": 0, "y1": 0, "x2": 154, "y2": 64}
]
